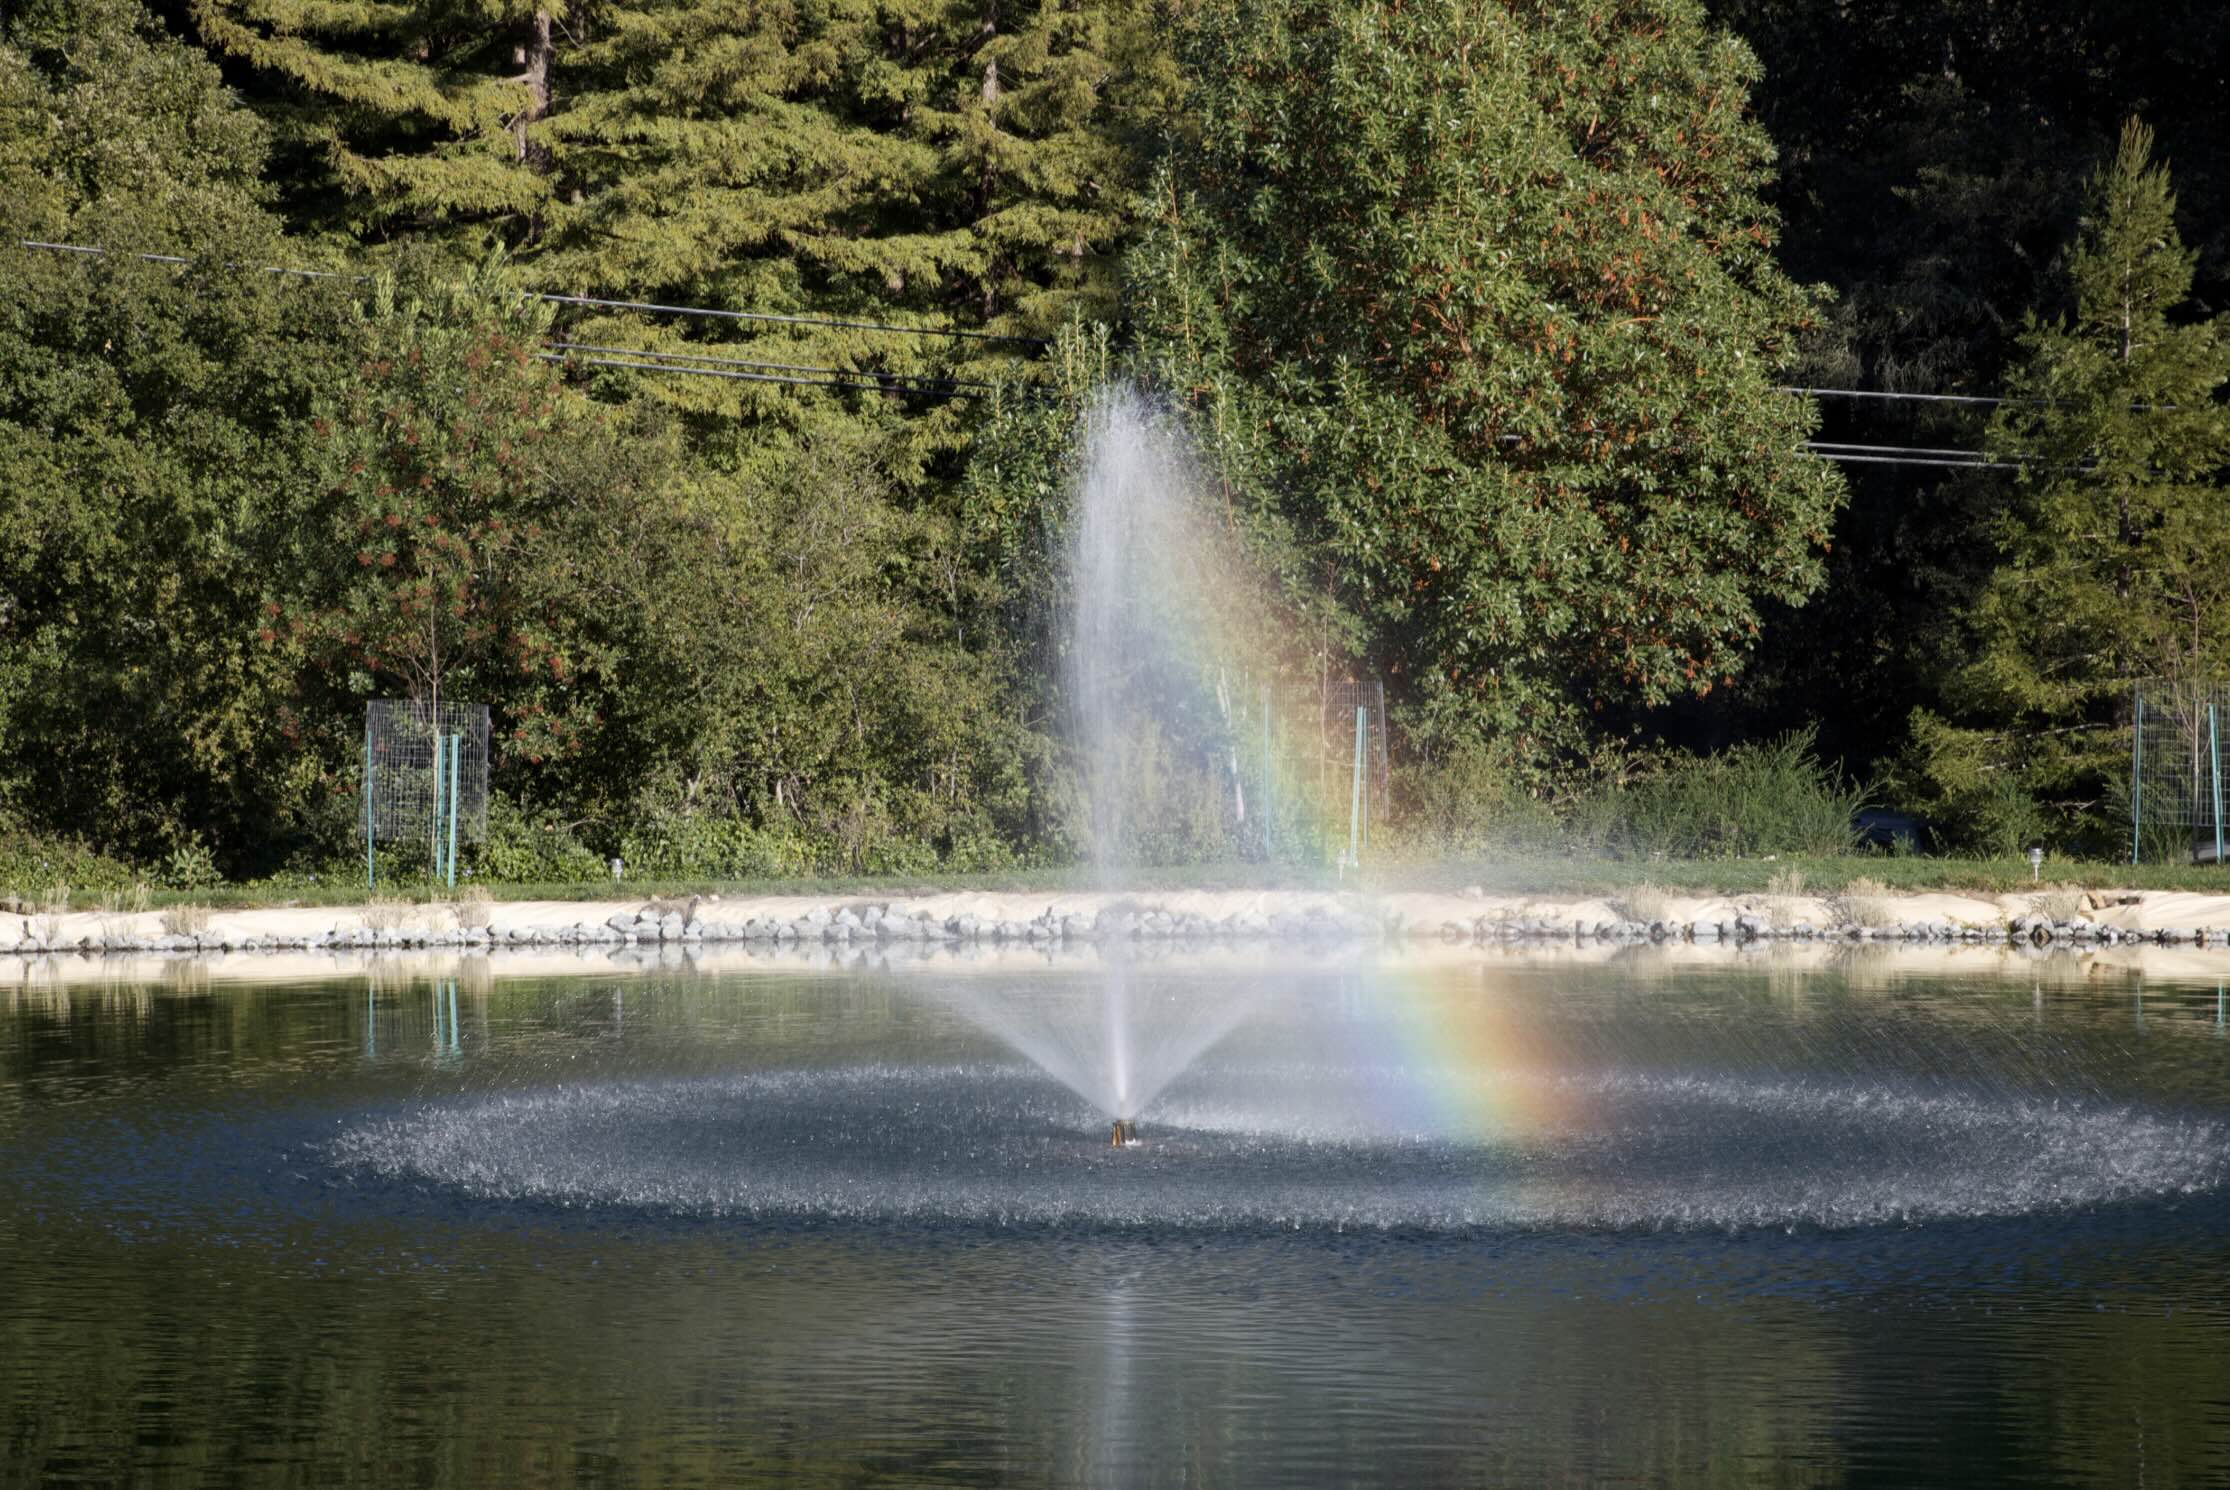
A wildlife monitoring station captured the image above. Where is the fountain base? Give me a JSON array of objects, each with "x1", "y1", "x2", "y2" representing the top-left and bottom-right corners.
[{"x1": 1110, "y1": 1118, "x2": 1140, "y2": 1148}]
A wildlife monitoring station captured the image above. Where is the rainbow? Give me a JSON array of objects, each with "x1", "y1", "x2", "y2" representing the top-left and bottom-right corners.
[{"x1": 1337, "y1": 962, "x2": 1589, "y2": 1143}]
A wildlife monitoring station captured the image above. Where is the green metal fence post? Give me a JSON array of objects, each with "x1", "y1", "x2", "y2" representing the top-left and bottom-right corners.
[
  {"x1": 2211, "y1": 704, "x2": 2223, "y2": 868},
  {"x1": 2131, "y1": 692, "x2": 2144, "y2": 866},
  {"x1": 1349, "y1": 706, "x2": 1366, "y2": 868},
  {"x1": 364, "y1": 728, "x2": 376, "y2": 890},
  {"x1": 446, "y1": 734, "x2": 460, "y2": 888},
  {"x1": 435, "y1": 729, "x2": 447, "y2": 881},
  {"x1": 1346, "y1": 709, "x2": 1364, "y2": 847},
  {"x1": 1260, "y1": 685, "x2": 1273, "y2": 855}
]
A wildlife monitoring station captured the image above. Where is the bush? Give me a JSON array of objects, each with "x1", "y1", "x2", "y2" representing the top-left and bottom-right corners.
[
  {"x1": 1384, "y1": 731, "x2": 1866, "y2": 863},
  {"x1": 1390, "y1": 736, "x2": 1563, "y2": 857},
  {"x1": 1606, "y1": 731, "x2": 1868, "y2": 859},
  {"x1": 160, "y1": 904, "x2": 212, "y2": 935},
  {"x1": 1829, "y1": 876, "x2": 1897, "y2": 927},
  {"x1": 471, "y1": 794, "x2": 607, "y2": 883},
  {"x1": 617, "y1": 811, "x2": 796, "y2": 880},
  {"x1": 1893, "y1": 711, "x2": 2054, "y2": 856},
  {"x1": 162, "y1": 835, "x2": 222, "y2": 891},
  {"x1": 1611, "y1": 883, "x2": 1670, "y2": 923},
  {"x1": 0, "y1": 830, "x2": 141, "y2": 901}
]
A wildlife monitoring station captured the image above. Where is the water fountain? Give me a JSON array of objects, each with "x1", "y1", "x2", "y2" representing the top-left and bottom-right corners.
[
  {"x1": 1025, "y1": 390, "x2": 1257, "y2": 1150},
  {"x1": 927, "y1": 387, "x2": 1264, "y2": 1147},
  {"x1": 302, "y1": 389, "x2": 2230, "y2": 1232}
]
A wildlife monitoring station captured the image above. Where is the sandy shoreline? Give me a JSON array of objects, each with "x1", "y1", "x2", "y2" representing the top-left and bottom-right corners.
[
  {"x1": 12, "y1": 883, "x2": 2230, "y2": 944},
  {"x1": 9, "y1": 885, "x2": 2230, "y2": 995}
]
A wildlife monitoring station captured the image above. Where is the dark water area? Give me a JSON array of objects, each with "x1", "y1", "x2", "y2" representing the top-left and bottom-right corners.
[{"x1": 5, "y1": 953, "x2": 2230, "y2": 1486}]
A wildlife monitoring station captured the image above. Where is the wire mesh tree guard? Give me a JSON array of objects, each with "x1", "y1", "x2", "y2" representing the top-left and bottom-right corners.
[
  {"x1": 2130, "y1": 681, "x2": 2230, "y2": 866},
  {"x1": 363, "y1": 700, "x2": 490, "y2": 888}
]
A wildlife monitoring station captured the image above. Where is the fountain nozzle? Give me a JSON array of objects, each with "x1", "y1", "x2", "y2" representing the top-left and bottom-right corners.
[{"x1": 1110, "y1": 1118, "x2": 1139, "y2": 1148}]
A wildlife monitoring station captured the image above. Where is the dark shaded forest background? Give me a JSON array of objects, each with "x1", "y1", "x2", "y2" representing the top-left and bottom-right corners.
[{"x1": 1, "y1": 0, "x2": 2225, "y2": 886}]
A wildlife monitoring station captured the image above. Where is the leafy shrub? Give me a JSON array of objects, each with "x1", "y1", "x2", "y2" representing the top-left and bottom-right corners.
[
  {"x1": 0, "y1": 831, "x2": 139, "y2": 900},
  {"x1": 1391, "y1": 737, "x2": 1563, "y2": 858},
  {"x1": 1607, "y1": 731, "x2": 1868, "y2": 859},
  {"x1": 471, "y1": 794, "x2": 607, "y2": 883},
  {"x1": 617, "y1": 811, "x2": 794, "y2": 880},
  {"x1": 1893, "y1": 712, "x2": 2053, "y2": 856},
  {"x1": 162, "y1": 835, "x2": 223, "y2": 891}
]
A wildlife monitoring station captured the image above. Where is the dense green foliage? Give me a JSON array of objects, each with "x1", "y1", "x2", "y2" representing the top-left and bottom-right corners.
[
  {"x1": 1114, "y1": 0, "x2": 1844, "y2": 759},
  {"x1": 0, "y1": 0, "x2": 339, "y2": 860},
  {"x1": 0, "y1": 0, "x2": 2226, "y2": 885}
]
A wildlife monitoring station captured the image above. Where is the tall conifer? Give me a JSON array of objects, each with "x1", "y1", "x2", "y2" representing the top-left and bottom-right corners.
[{"x1": 1908, "y1": 120, "x2": 2230, "y2": 849}]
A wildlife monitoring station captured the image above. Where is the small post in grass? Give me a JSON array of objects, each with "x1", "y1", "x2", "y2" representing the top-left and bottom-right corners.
[{"x1": 364, "y1": 732, "x2": 377, "y2": 891}]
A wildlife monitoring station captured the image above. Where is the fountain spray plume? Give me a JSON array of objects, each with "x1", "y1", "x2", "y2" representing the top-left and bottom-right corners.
[
  {"x1": 1066, "y1": 387, "x2": 1270, "y2": 876},
  {"x1": 1062, "y1": 387, "x2": 1271, "y2": 1142}
]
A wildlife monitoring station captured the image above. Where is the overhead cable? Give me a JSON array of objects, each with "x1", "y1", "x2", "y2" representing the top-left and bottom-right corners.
[
  {"x1": 1783, "y1": 385, "x2": 2007, "y2": 407},
  {"x1": 554, "y1": 353, "x2": 2045, "y2": 456},
  {"x1": 535, "y1": 353, "x2": 991, "y2": 397},
  {"x1": 15, "y1": 239, "x2": 1049, "y2": 350},
  {"x1": 546, "y1": 340, "x2": 998, "y2": 392}
]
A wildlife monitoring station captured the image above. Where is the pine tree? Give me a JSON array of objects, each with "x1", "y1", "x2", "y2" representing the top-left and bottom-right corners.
[
  {"x1": 182, "y1": 0, "x2": 559, "y2": 238},
  {"x1": 185, "y1": 0, "x2": 1164, "y2": 331},
  {"x1": 1907, "y1": 119, "x2": 2230, "y2": 850},
  {"x1": 187, "y1": 0, "x2": 1169, "y2": 480}
]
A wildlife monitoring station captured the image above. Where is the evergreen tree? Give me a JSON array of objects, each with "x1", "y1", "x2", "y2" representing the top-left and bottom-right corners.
[
  {"x1": 1904, "y1": 120, "x2": 2230, "y2": 851},
  {"x1": 182, "y1": 0, "x2": 560, "y2": 238},
  {"x1": 185, "y1": 0, "x2": 1172, "y2": 507},
  {"x1": 1118, "y1": 0, "x2": 1843, "y2": 763},
  {"x1": 1709, "y1": 0, "x2": 2230, "y2": 781},
  {"x1": 543, "y1": 0, "x2": 1164, "y2": 332},
  {"x1": 185, "y1": 0, "x2": 1166, "y2": 335}
]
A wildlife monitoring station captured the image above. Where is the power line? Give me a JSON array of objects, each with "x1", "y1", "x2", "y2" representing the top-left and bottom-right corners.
[
  {"x1": 546, "y1": 340, "x2": 999, "y2": 392},
  {"x1": 1788, "y1": 384, "x2": 2179, "y2": 414},
  {"x1": 16, "y1": 243, "x2": 2183, "y2": 404},
  {"x1": 1784, "y1": 385, "x2": 2007, "y2": 407},
  {"x1": 1803, "y1": 448, "x2": 2023, "y2": 470},
  {"x1": 19, "y1": 239, "x2": 363, "y2": 284},
  {"x1": 533, "y1": 290, "x2": 1047, "y2": 347},
  {"x1": 1807, "y1": 440, "x2": 1985, "y2": 459},
  {"x1": 536, "y1": 353, "x2": 996, "y2": 397},
  {"x1": 15, "y1": 239, "x2": 1050, "y2": 350},
  {"x1": 556, "y1": 351, "x2": 2036, "y2": 454},
  {"x1": 1, "y1": 240, "x2": 2144, "y2": 451}
]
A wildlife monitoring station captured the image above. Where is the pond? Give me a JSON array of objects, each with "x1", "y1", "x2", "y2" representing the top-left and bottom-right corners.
[{"x1": 4, "y1": 948, "x2": 2229, "y2": 1486}]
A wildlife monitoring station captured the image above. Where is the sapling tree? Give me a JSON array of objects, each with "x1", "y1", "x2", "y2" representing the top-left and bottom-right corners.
[{"x1": 280, "y1": 256, "x2": 698, "y2": 831}]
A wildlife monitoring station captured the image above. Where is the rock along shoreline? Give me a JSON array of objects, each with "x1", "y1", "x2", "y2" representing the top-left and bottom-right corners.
[{"x1": 12, "y1": 885, "x2": 2230, "y2": 958}]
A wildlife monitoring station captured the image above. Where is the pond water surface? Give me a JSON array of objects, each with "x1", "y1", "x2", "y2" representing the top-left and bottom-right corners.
[{"x1": 4, "y1": 950, "x2": 2229, "y2": 1486}]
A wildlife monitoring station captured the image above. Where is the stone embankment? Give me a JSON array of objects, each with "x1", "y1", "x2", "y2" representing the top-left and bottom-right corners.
[{"x1": 10, "y1": 886, "x2": 2230, "y2": 957}]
